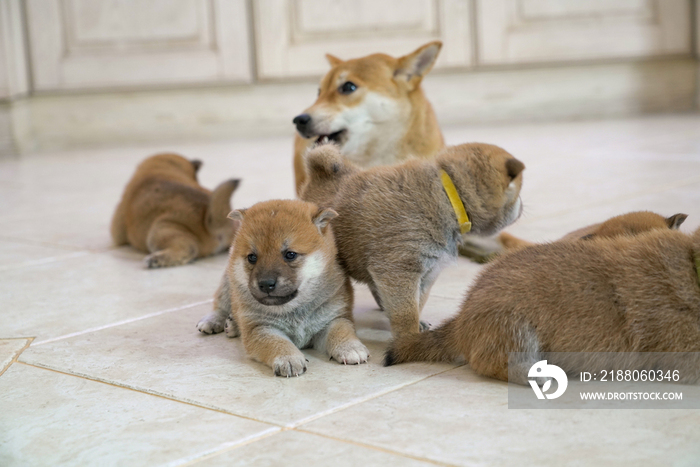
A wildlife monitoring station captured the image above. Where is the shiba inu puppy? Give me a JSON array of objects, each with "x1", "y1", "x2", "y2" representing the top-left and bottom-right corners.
[
  {"x1": 111, "y1": 153, "x2": 239, "y2": 268},
  {"x1": 292, "y1": 41, "x2": 445, "y2": 194},
  {"x1": 197, "y1": 199, "x2": 369, "y2": 377},
  {"x1": 499, "y1": 210, "x2": 688, "y2": 252},
  {"x1": 301, "y1": 143, "x2": 525, "y2": 338},
  {"x1": 384, "y1": 225, "x2": 700, "y2": 384}
]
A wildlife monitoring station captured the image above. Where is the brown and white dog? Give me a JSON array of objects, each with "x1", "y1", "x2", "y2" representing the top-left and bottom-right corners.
[{"x1": 292, "y1": 41, "x2": 445, "y2": 195}]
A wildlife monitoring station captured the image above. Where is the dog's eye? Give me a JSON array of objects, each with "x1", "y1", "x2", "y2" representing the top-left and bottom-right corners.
[
  {"x1": 284, "y1": 251, "x2": 298, "y2": 261},
  {"x1": 338, "y1": 81, "x2": 357, "y2": 95},
  {"x1": 247, "y1": 254, "x2": 257, "y2": 264}
]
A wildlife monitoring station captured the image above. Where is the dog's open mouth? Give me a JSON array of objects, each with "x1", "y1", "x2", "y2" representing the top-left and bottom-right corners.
[
  {"x1": 256, "y1": 290, "x2": 298, "y2": 306},
  {"x1": 315, "y1": 130, "x2": 347, "y2": 147}
]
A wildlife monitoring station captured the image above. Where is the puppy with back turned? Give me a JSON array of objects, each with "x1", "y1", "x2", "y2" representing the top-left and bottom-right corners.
[
  {"x1": 385, "y1": 212, "x2": 700, "y2": 384},
  {"x1": 301, "y1": 142, "x2": 525, "y2": 338},
  {"x1": 111, "y1": 153, "x2": 239, "y2": 268}
]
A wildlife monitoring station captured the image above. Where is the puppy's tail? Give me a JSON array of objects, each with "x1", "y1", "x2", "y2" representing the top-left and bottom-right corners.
[
  {"x1": 300, "y1": 143, "x2": 359, "y2": 204},
  {"x1": 303, "y1": 143, "x2": 357, "y2": 182},
  {"x1": 384, "y1": 321, "x2": 460, "y2": 367}
]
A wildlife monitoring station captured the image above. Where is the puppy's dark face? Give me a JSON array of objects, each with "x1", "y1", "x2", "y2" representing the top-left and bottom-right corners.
[{"x1": 227, "y1": 201, "x2": 337, "y2": 310}]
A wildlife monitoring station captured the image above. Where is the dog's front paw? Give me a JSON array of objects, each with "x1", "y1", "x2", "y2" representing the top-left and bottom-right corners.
[
  {"x1": 331, "y1": 339, "x2": 370, "y2": 365},
  {"x1": 273, "y1": 353, "x2": 308, "y2": 377},
  {"x1": 196, "y1": 313, "x2": 226, "y2": 334},
  {"x1": 224, "y1": 318, "x2": 240, "y2": 338},
  {"x1": 419, "y1": 320, "x2": 432, "y2": 332}
]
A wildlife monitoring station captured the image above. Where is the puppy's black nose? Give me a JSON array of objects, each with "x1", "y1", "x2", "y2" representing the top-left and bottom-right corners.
[
  {"x1": 258, "y1": 278, "x2": 276, "y2": 293},
  {"x1": 293, "y1": 113, "x2": 311, "y2": 130}
]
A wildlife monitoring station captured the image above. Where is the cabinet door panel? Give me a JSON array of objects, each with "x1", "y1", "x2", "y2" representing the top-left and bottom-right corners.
[
  {"x1": 254, "y1": 0, "x2": 473, "y2": 79},
  {"x1": 26, "y1": 0, "x2": 252, "y2": 90},
  {"x1": 476, "y1": 0, "x2": 691, "y2": 65}
]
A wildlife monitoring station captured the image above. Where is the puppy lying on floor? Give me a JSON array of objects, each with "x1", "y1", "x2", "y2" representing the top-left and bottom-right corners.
[
  {"x1": 499, "y1": 210, "x2": 687, "y2": 251},
  {"x1": 301, "y1": 142, "x2": 525, "y2": 338},
  {"x1": 111, "y1": 153, "x2": 239, "y2": 268},
  {"x1": 384, "y1": 212, "x2": 700, "y2": 384},
  {"x1": 197, "y1": 199, "x2": 368, "y2": 377}
]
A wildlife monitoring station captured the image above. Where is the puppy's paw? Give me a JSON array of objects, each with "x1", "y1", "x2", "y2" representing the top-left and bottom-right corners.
[
  {"x1": 273, "y1": 352, "x2": 308, "y2": 377},
  {"x1": 331, "y1": 339, "x2": 370, "y2": 365},
  {"x1": 419, "y1": 320, "x2": 432, "y2": 332},
  {"x1": 224, "y1": 318, "x2": 240, "y2": 338},
  {"x1": 196, "y1": 313, "x2": 226, "y2": 334}
]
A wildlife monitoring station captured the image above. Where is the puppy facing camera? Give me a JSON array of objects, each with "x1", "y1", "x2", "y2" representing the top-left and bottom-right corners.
[{"x1": 197, "y1": 199, "x2": 369, "y2": 377}]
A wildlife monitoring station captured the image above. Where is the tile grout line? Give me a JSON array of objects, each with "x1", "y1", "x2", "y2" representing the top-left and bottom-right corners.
[
  {"x1": 0, "y1": 337, "x2": 35, "y2": 377},
  {"x1": 30, "y1": 299, "x2": 214, "y2": 346},
  {"x1": 285, "y1": 364, "x2": 466, "y2": 430},
  {"x1": 169, "y1": 428, "x2": 283, "y2": 467},
  {"x1": 0, "y1": 234, "x2": 89, "y2": 252},
  {"x1": 0, "y1": 251, "x2": 92, "y2": 272},
  {"x1": 16, "y1": 360, "x2": 283, "y2": 428},
  {"x1": 293, "y1": 428, "x2": 459, "y2": 467}
]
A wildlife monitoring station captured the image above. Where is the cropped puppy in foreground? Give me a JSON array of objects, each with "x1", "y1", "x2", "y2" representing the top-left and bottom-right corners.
[
  {"x1": 197, "y1": 199, "x2": 369, "y2": 377},
  {"x1": 301, "y1": 143, "x2": 525, "y2": 338},
  {"x1": 385, "y1": 224, "x2": 700, "y2": 384},
  {"x1": 498, "y1": 210, "x2": 687, "y2": 252},
  {"x1": 111, "y1": 153, "x2": 239, "y2": 268},
  {"x1": 292, "y1": 41, "x2": 445, "y2": 194}
]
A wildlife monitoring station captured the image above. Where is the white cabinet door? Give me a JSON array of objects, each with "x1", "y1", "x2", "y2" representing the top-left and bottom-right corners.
[
  {"x1": 26, "y1": 0, "x2": 252, "y2": 91},
  {"x1": 253, "y1": 0, "x2": 473, "y2": 79},
  {"x1": 0, "y1": 0, "x2": 29, "y2": 99},
  {"x1": 476, "y1": 0, "x2": 692, "y2": 65}
]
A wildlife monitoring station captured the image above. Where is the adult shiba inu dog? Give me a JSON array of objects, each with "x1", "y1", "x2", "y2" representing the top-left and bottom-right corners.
[
  {"x1": 384, "y1": 216, "x2": 700, "y2": 385},
  {"x1": 197, "y1": 199, "x2": 368, "y2": 377},
  {"x1": 111, "y1": 153, "x2": 239, "y2": 268},
  {"x1": 301, "y1": 143, "x2": 525, "y2": 338},
  {"x1": 292, "y1": 41, "x2": 445, "y2": 195}
]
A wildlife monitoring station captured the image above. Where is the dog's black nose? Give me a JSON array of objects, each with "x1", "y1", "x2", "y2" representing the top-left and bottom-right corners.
[
  {"x1": 258, "y1": 278, "x2": 276, "y2": 293},
  {"x1": 293, "y1": 113, "x2": 311, "y2": 129}
]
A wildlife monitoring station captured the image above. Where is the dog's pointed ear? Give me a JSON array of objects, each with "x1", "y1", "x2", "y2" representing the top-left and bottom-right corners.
[
  {"x1": 394, "y1": 41, "x2": 442, "y2": 91},
  {"x1": 666, "y1": 213, "x2": 688, "y2": 230},
  {"x1": 190, "y1": 159, "x2": 203, "y2": 173},
  {"x1": 312, "y1": 208, "x2": 338, "y2": 233},
  {"x1": 506, "y1": 158, "x2": 525, "y2": 180},
  {"x1": 326, "y1": 54, "x2": 343, "y2": 67},
  {"x1": 228, "y1": 209, "x2": 246, "y2": 222}
]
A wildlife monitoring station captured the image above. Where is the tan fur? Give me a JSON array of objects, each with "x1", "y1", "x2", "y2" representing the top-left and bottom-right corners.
[
  {"x1": 499, "y1": 211, "x2": 688, "y2": 252},
  {"x1": 293, "y1": 41, "x2": 445, "y2": 194},
  {"x1": 301, "y1": 143, "x2": 525, "y2": 338},
  {"x1": 197, "y1": 199, "x2": 368, "y2": 377},
  {"x1": 111, "y1": 153, "x2": 239, "y2": 268},
  {"x1": 385, "y1": 225, "x2": 700, "y2": 384}
]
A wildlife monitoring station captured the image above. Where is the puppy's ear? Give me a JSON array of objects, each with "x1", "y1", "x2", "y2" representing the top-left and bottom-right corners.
[
  {"x1": 326, "y1": 54, "x2": 343, "y2": 67},
  {"x1": 394, "y1": 41, "x2": 442, "y2": 91},
  {"x1": 228, "y1": 209, "x2": 246, "y2": 222},
  {"x1": 666, "y1": 213, "x2": 688, "y2": 230},
  {"x1": 506, "y1": 158, "x2": 525, "y2": 180},
  {"x1": 207, "y1": 179, "x2": 241, "y2": 229},
  {"x1": 190, "y1": 159, "x2": 203, "y2": 173},
  {"x1": 312, "y1": 208, "x2": 338, "y2": 233}
]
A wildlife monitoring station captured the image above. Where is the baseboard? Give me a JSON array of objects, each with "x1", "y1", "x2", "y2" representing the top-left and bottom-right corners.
[{"x1": 4, "y1": 57, "x2": 699, "y2": 153}]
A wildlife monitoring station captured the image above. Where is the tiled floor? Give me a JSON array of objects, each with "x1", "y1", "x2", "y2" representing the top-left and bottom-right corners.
[{"x1": 1, "y1": 114, "x2": 700, "y2": 466}]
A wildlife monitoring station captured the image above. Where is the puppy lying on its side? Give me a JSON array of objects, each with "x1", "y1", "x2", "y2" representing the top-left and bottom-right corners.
[
  {"x1": 499, "y1": 210, "x2": 687, "y2": 252},
  {"x1": 111, "y1": 153, "x2": 239, "y2": 268},
  {"x1": 197, "y1": 199, "x2": 368, "y2": 377},
  {"x1": 301, "y1": 143, "x2": 525, "y2": 338},
  {"x1": 385, "y1": 215, "x2": 700, "y2": 384}
]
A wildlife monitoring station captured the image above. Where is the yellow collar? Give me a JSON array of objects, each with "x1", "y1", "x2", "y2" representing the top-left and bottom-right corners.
[{"x1": 440, "y1": 169, "x2": 472, "y2": 234}]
